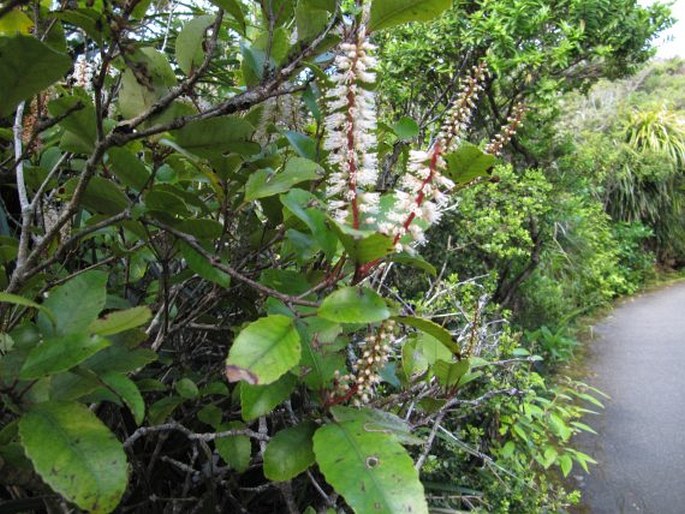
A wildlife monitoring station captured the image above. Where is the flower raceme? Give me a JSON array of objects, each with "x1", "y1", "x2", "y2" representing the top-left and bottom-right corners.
[
  {"x1": 323, "y1": 24, "x2": 506, "y2": 259},
  {"x1": 323, "y1": 14, "x2": 379, "y2": 228}
]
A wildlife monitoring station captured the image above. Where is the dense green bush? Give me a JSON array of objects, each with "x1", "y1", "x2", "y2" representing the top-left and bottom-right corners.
[{"x1": 0, "y1": 0, "x2": 672, "y2": 512}]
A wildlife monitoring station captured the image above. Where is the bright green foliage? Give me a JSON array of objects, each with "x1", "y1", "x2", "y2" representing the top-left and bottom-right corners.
[
  {"x1": 0, "y1": 35, "x2": 71, "y2": 116},
  {"x1": 314, "y1": 412, "x2": 429, "y2": 514},
  {"x1": 264, "y1": 422, "x2": 317, "y2": 481},
  {"x1": 18, "y1": 402, "x2": 128, "y2": 513},
  {"x1": 225, "y1": 315, "x2": 301, "y2": 385},
  {"x1": 0, "y1": 0, "x2": 672, "y2": 511},
  {"x1": 318, "y1": 287, "x2": 391, "y2": 323}
]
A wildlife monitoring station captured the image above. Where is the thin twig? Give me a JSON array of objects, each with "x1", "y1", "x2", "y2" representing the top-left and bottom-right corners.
[
  {"x1": 124, "y1": 422, "x2": 269, "y2": 450},
  {"x1": 14, "y1": 101, "x2": 30, "y2": 268}
]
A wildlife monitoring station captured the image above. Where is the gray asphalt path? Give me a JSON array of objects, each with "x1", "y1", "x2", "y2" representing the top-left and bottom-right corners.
[{"x1": 573, "y1": 281, "x2": 685, "y2": 514}]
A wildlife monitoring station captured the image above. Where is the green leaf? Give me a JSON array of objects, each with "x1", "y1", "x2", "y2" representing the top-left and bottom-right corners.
[
  {"x1": 299, "y1": 336, "x2": 345, "y2": 390},
  {"x1": 87, "y1": 346, "x2": 157, "y2": 374},
  {"x1": 245, "y1": 157, "x2": 322, "y2": 201},
  {"x1": 175, "y1": 377, "x2": 199, "y2": 399},
  {"x1": 392, "y1": 315, "x2": 461, "y2": 355},
  {"x1": 176, "y1": 15, "x2": 214, "y2": 75},
  {"x1": 391, "y1": 117, "x2": 420, "y2": 140},
  {"x1": 118, "y1": 47, "x2": 177, "y2": 120},
  {"x1": 179, "y1": 241, "x2": 231, "y2": 287},
  {"x1": 284, "y1": 130, "x2": 318, "y2": 159},
  {"x1": 0, "y1": 35, "x2": 71, "y2": 117},
  {"x1": 216, "y1": 421, "x2": 251, "y2": 472},
  {"x1": 369, "y1": 0, "x2": 452, "y2": 32},
  {"x1": 318, "y1": 287, "x2": 390, "y2": 324},
  {"x1": 20, "y1": 333, "x2": 111, "y2": 379},
  {"x1": 177, "y1": 219, "x2": 224, "y2": 239},
  {"x1": 240, "y1": 373, "x2": 297, "y2": 421},
  {"x1": 209, "y1": 0, "x2": 245, "y2": 33},
  {"x1": 559, "y1": 454, "x2": 573, "y2": 477},
  {"x1": 37, "y1": 270, "x2": 107, "y2": 337},
  {"x1": 197, "y1": 404, "x2": 222, "y2": 428},
  {"x1": 313, "y1": 418, "x2": 428, "y2": 514},
  {"x1": 48, "y1": 95, "x2": 96, "y2": 153},
  {"x1": 0, "y1": 9, "x2": 34, "y2": 35},
  {"x1": 264, "y1": 422, "x2": 317, "y2": 481},
  {"x1": 433, "y1": 358, "x2": 470, "y2": 388},
  {"x1": 386, "y1": 253, "x2": 436, "y2": 275},
  {"x1": 148, "y1": 396, "x2": 184, "y2": 425},
  {"x1": 61, "y1": 176, "x2": 130, "y2": 214},
  {"x1": 107, "y1": 147, "x2": 151, "y2": 191},
  {"x1": 100, "y1": 371, "x2": 145, "y2": 425},
  {"x1": 444, "y1": 142, "x2": 497, "y2": 186},
  {"x1": 89, "y1": 306, "x2": 152, "y2": 336},
  {"x1": 281, "y1": 189, "x2": 338, "y2": 258},
  {"x1": 56, "y1": 9, "x2": 107, "y2": 45},
  {"x1": 174, "y1": 116, "x2": 256, "y2": 157},
  {"x1": 295, "y1": 0, "x2": 332, "y2": 41},
  {"x1": 330, "y1": 406, "x2": 423, "y2": 445},
  {"x1": 18, "y1": 402, "x2": 128, "y2": 513},
  {"x1": 330, "y1": 222, "x2": 394, "y2": 265},
  {"x1": 0, "y1": 292, "x2": 56, "y2": 325},
  {"x1": 225, "y1": 315, "x2": 302, "y2": 385}
]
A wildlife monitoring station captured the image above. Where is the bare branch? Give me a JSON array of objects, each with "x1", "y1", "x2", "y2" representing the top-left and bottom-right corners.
[{"x1": 124, "y1": 422, "x2": 269, "y2": 450}]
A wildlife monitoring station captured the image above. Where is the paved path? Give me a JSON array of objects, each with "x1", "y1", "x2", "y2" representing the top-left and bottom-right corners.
[{"x1": 573, "y1": 281, "x2": 685, "y2": 513}]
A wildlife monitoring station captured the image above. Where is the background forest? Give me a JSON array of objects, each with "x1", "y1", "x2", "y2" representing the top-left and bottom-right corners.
[{"x1": 0, "y1": 0, "x2": 683, "y2": 513}]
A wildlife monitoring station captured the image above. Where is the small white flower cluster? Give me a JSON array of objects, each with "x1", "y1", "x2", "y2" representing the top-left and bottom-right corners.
[
  {"x1": 382, "y1": 149, "x2": 454, "y2": 252},
  {"x1": 382, "y1": 63, "x2": 489, "y2": 253},
  {"x1": 72, "y1": 55, "x2": 95, "y2": 91},
  {"x1": 323, "y1": 21, "x2": 379, "y2": 226},
  {"x1": 254, "y1": 94, "x2": 304, "y2": 144},
  {"x1": 438, "y1": 62, "x2": 488, "y2": 152},
  {"x1": 333, "y1": 320, "x2": 395, "y2": 405},
  {"x1": 485, "y1": 102, "x2": 526, "y2": 156}
]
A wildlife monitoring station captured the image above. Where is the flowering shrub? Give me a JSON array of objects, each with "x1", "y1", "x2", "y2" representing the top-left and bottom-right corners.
[{"x1": 0, "y1": 0, "x2": 665, "y2": 512}]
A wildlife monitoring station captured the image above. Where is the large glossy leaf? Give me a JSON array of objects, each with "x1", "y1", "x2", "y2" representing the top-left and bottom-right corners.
[
  {"x1": 37, "y1": 271, "x2": 107, "y2": 336},
  {"x1": 369, "y1": 0, "x2": 452, "y2": 32},
  {"x1": 176, "y1": 15, "x2": 214, "y2": 75},
  {"x1": 313, "y1": 416, "x2": 428, "y2": 514},
  {"x1": 225, "y1": 315, "x2": 301, "y2": 385},
  {"x1": 20, "y1": 333, "x2": 110, "y2": 379},
  {"x1": 444, "y1": 142, "x2": 497, "y2": 186},
  {"x1": 245, "y1": 157, "x2": 322, "y2": 201},
  {"x1": 0, "y1": 35, "x2": 71, "y2": 116},
  {"x1": 240, "y1": 373, "x2": 297, "y2": 421},
  {"x1": 264, "y1": 422, "x2": 317, "y2": 481},
  {"x1": 18, "y1": 402, "x2": 128, "y2": 513},
  {"x1": 318, "y1": 287, "x2": 390, "y2": 324}
]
